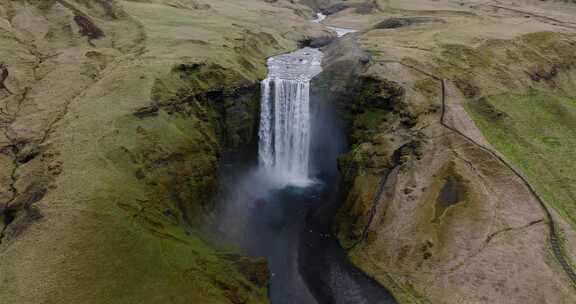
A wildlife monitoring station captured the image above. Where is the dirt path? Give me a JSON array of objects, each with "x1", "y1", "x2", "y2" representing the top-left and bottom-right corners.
[
  {"x1": 349, "y1": 58, "x2": 576, "y2": 287},
  {"x1": 436, "y1": 76, "x2": 576, "y2": 287}
]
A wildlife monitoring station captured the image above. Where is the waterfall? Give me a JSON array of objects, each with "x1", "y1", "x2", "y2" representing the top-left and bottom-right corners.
[
  {"x1": 258, "y1": 47, "x2": 323, "y2": 185},
  {"x1": 259, "y1": 78, "x2": 311, "y2": 177}
]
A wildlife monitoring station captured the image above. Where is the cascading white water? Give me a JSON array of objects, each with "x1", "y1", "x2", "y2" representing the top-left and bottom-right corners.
[{"x1": 258, "y1": 47, "x2": 323, "y2": 185}]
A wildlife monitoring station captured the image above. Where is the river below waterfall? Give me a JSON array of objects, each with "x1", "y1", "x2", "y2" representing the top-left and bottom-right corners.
[
  {"x1": 217, "y1": 20, "x2": 396, "y2": 304},
  {"x1": 218, "y1": 166, "x2": 396, "y2": 304}
]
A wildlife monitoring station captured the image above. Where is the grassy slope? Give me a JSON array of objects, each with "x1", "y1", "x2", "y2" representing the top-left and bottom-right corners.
[
  {"x1": 0, "y1": 0, "x2": 326, "y2": 303},
  {"x1": 323, "y1": 1, "x2": 576, "y2": 302},
  {"x1": 467, "y1": 90, "x2": 576, "y2": 227},
  {"x1": 55, "y1": 1, "x2": 319, "y2": 303}
]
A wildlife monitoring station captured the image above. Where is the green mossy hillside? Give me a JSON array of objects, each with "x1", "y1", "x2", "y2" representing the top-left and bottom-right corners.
[
  {"x1": 335, "y1": 74, "x2": 423, "y2": 249},
  {"x1": 0, "y1": 0, "x2": 329, "y2": 302},
  {"x1": 467, "y1": 89, "x2": 576, "y2": 228},
  {"x1": 90, "y1": 90, "x2": 269, "y2": 303}
]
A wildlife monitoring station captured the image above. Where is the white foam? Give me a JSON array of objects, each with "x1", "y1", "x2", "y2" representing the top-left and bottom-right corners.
[{"x1": 313, "y1": 12, "x2": 327, "y2": 23}]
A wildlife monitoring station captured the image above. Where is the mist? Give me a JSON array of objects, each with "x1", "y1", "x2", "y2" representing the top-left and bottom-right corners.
[
  {"x1": 214, "y1": 66, "x2": 346, "y2": 304},
  {"x1": 213, "y1": 40, "x2": 394, "y2": 304}
]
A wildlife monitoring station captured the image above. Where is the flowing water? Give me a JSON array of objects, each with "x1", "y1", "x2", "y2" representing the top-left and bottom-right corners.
[
  {"x1": 313, "y1": 12, "x2": 358, "y2": 37},
  {"x1": 258, "y1": 48, "x2": 323, "y2": 186},
  {"x1": 254, "y1": 45, "x2": 395, "y2": 303},
  {"x1": 219, "y1": 17, "x2": 396, "y2": 304}
]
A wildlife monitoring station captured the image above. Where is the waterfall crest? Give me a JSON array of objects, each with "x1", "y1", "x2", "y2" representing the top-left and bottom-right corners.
[{"x1": 258, "y1": 47, "x2": 323, "y2": 185}]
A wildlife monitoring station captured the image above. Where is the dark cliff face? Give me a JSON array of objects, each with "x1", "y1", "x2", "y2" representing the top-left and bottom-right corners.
[
  {"x1": 299, "y1": 0, "x2": 340, "y2": 11},
  {"x1": 299, "y1": 0, "x2": 379, "y2": 15},
  {"x1": 309, "y1": 35, "x2": 373, "y2": 181}
]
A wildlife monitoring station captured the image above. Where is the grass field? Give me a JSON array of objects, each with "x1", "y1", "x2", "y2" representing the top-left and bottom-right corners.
[{"x1": 466, "y1": 89, "x2": 576, "y2": 228}]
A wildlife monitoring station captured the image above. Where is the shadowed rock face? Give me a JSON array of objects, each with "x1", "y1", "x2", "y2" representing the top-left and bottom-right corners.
[
  {"x1": 74, "y1": 15, "x2": 105, "y2": 39},
  {"x1": 301, "y1": 0, "x2": 378, "y2": 15},
  {"x1": 373, "y1": 17, "x2": 445, "y2": 29},
  {"x1": 321, "y1": 3, "x2": 350, "y2": 15},
  {"x1": 0, "y1": 64, "x2": 10, "y2": 94},
  {"x1": 299, "y1": 0, "x2": 342, "y2": 11},
  {"x1": 318, "y1": 1, "x2": 378, "y2": 15},
  {"x1": 300, "y1": 36, "x2": 337, "y2": 48},
  {"x1": 432, "y1": 168, "x2": 468, "y2": 224}
]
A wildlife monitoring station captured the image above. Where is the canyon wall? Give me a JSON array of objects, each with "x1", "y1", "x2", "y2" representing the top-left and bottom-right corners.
[{"x1": 0, "y1": 1, "x2": 328, "y2": 303}]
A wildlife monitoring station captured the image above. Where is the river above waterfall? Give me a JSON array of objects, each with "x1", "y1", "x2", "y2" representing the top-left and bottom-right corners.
[
  {"x1": 313, "y1": 12, "x2": 358, "y2": 37},
  {"x1": 266, "y1": 47, "x2": 323, "y2": 80}
]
